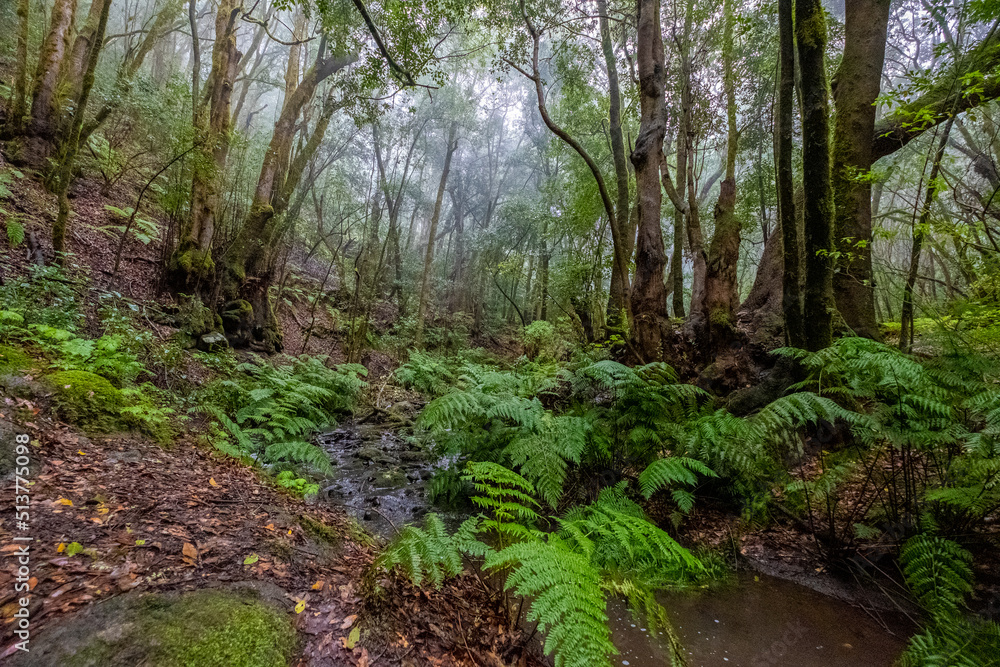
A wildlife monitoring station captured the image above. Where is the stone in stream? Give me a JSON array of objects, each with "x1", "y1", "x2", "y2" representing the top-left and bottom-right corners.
[
  {"x1": 371, "y1": 469, "x2": 407, "y2": 490},
  {"x1": 355, "y1": 445, "x2": 398, "y2": 465}
]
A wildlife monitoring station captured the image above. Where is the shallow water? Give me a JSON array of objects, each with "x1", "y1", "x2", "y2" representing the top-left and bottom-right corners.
[
  {"x1": 317, "y1": 425, "x2": 915, "y2": 666},
  {"x1": 609, "y1": 572, "x2": 913, "y2": 666}
]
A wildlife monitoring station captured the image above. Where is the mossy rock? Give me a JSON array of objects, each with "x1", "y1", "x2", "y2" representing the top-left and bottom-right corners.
[
  {"x1": 45, "y1": 370, "x2": 124, "y2": 433},
  {"x1": 0, "y1": 344, "x2": 32, "y2": 372},
  {"x1": 12, "y1": 588, "x2": 297, "y2": 667}
]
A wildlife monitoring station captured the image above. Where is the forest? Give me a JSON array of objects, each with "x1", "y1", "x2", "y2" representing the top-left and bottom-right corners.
[{"x1": 0, "y1": 0, "x2": 999, "y2": 663}]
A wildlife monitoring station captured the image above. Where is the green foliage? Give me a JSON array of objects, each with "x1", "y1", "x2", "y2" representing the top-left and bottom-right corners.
[
  {"x1": 5, "y1": 218, "x2": 24, "y2": 246},
  {"x1": 274, "y1": 470, "x2": 320, "y2": 498},
  {"x1": 523, "y1": 320, "x2": 559, "y2": 359},
  {"x1": 201, "y1": 356, "x2": 366, "y2": 474},
  {"x1": 899, "y1": 534, "x2": 1000, "y2": 667},
  {"x1": 97, "y1": 205, "x2": 160, "y2": 245},
  {"x1": 394, "y1": 350, "x2": 456, "y2": 396},
  {"x1": 46, "y1": 370, "x2": 125, "y2": 433},
  {"x1": 375, "y1": 514, "x2": 469, "y2": 588},
  {"x1": 0, "y1": 263, "x2": 85, "y2": 331},
  {"x1": 379, "y1": 463, "x2": 703, "y2": 667}
]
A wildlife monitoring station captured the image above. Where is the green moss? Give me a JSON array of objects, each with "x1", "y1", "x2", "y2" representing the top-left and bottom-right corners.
[
  {"x1": 46, "y1": 370, "x2": 124, "y2": 433},
  {"x1": 172, "y1": 248, "x2": 215, "y2": 280},
  {"x1": 0, "y1": 344, "x2": 32, "y2": 371},
  {"x1": 298, "y1": 514, "x2": 342, "y2": 546},
  {"x1": 20, "y1": 589, "x2": 296, "y2": 667}
]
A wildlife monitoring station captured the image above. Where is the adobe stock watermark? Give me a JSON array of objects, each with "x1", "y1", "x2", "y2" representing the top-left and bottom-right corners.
[
  {"x1": 749, "y1": 619, "x2": 808, "y2": 666},
  {"x1": 7, "y1": 432, "x2": 34, "y2": 653}
]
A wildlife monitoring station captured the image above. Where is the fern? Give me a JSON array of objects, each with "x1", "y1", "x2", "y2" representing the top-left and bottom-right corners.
[
  {"x1": 6, "y1": 218, "x2": 25, "y2": 247},
  {"x1": 487, "y1": 538, "x2": 616, "y2": 667},
  {"x1": 376, "y1": 514, "x2": 469, "y2": 588},
  {"x1": 899, "y1": 534, "x2": 1000, "y2": 667}
]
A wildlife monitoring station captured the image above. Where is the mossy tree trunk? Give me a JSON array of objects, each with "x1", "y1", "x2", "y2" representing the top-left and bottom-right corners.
[
  {"x1": 796, "y1": 0, "x2": 836, "y2": 351},
  {"x1": 51, "y1": 0, "x2": 112, "y2": 258},
  {"x1": 170, "y1": 0, "x2": 240, "y2": 292},
  {"x1": 23, "y1": 0, "x2": 77, "y2": 168},
  {"x1": 6, "y1": 0, "x2": 31, "y2": 135},
  {"x1": 629, "y1": 0, "x2": 669, "y2": 362},
  {"x1": 597, "y1": 0, "x2": 634, "y2": 333},
  {"x1": 831, "y1": 0, "x2": 891, "y2": 340},
  {"x1": 776, "y1": 0, "x2": 804, "y2": 348},
  {"x1": 671, "y1": 130, "x2": 687, "y2": 318},
  {"x1": 414, "y1": 122, "x2": 459, "y2": 349},
  {"x1": 222, "y1": 44, "x2": 355, "y2": 351},
  {"x1": 691, "y1": 0, "x2": 741, "y2": 354}
]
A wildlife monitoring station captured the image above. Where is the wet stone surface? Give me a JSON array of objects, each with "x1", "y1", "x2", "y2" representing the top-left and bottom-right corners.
[{"x1": 315, "y1": 423, "x2": 460, "y2": 538}]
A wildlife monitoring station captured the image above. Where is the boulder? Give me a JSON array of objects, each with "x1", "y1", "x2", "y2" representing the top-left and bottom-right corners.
[{"x1": 197, "y1": 332, "x2": 229, "y2": 353}]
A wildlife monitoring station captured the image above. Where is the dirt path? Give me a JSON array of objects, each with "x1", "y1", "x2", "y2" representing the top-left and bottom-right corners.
[{"x1": 0, "y1": 398, "x2": 537, "y2": 666}]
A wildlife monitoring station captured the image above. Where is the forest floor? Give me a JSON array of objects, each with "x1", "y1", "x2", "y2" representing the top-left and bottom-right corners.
[{"x1": 0, "y1": 395, "x2": 540, "y2": 666}]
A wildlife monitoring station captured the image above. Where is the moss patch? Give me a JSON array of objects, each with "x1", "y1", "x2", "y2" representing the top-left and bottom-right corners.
[
  {"x1": 0, "y1": 344, "x2": 32, "y2": 371},
  {"x1": 13, "y1": 589, "x2": 296, "y2": 667},
  {"x1": 46, "y1": 370, "x2": 124, "y2": 433}
]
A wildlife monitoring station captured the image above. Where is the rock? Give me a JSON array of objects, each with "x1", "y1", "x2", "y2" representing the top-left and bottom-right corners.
[
  {"x1": 45, "y1": 370, "x2": 125, "y2": 433},
  {"x1": 197, "y1": 332, "x2": 229, "y2": 353},
  {"x1": 10, "y1": 588, "x2": 296, "y2": 667},
  {"x1": 355, "y1": 446, "x2": 398, "y2": 465},
  {"x1": 398, "y1": 451, "x2": 428, "y2": 463},
  {"x1": 372, "y1": 469, "x2": 407, "y2": 490}
]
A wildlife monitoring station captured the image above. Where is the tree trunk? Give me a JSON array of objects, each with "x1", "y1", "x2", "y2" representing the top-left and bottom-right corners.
[
  {"x1": 65, "y1": 0, "x2": 108, "y2": 106},
  {"x1": 7, "y1": 0, "x2": 31, "y2": 133},
  {"x1": 831, "y1": 0, "x2": 891, "y2": 340},
  {"x1": 598, "y1": 0, "x2": 633, "y2": 331},
  {"x1": 629, "y1": 0, "x2": 669, "y2": 362},
  {"x1": 671, "y1": 129, "x2": 686, "y2": 318},
  {"x1": 23, "y1": 0, "x2": 78, "y2": 167},
  {"x1": 51, "y1": 0, "x2": 112, "y2": 257},
  {"x1": 691, "y1": 0, "x2": 741, "y2": 353},
  {"x1": 169, "y1": 0, "x2": 240, "y2": 290},
  {"x1": 777, "y1": 0, "x2": 804, "y2": 348},
  {"x1": 796, "y1": 0, "x2": 836, "y2": 351},
  {"x1": 415, "y1": 122, "x2": 459, "y2": 348}
]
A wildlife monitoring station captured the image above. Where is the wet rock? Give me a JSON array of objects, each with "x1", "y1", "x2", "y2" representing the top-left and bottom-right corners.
[
  {"x1": 355, "y1": 446, "x2": 398, "y2": 465},
  {"x1": 372, "y1": 469, "x2": 407, "y2": 490},
  {"x1": 398, "y1": 450, "x2": 429, "y2": 463}
]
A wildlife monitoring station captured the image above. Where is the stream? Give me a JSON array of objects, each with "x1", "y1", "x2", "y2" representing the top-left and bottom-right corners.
[{"x1": 316, "y1": 422, "x2": 914, "y2": 666}]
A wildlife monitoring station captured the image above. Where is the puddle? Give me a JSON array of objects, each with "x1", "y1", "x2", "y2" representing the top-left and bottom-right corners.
[{"x1": 609, "y1": 572, "x2": 913, "y2": 666}]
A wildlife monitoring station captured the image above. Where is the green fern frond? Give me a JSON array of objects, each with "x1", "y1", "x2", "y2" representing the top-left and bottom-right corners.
[{"x1": 639, "y1": 456, "x2": 717, "y2": 499}]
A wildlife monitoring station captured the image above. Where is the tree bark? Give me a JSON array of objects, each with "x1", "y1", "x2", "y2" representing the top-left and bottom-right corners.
[
  {"x1": 7, "y1": 0, "x2": 31, "y2": 134},
  {"x1": 671, "y1": 130, "x2": 686, "y2": 318},
  {"x1": 796, "y1": 0, "x2": 836, "y2": 351},
  {"x1": 415, "y1": 122, "x2": 459, "y2": 348},
  {"x1": 777, "y1": 0, "x2": 804, "y2": 348},
  {"x1": 629, "y1": 0, "x2": 669, "y2": 361},
  {"x1": 831, "y1": 0, "x2": 891, "y2": 340},
  {"x1": 51, "y1": 0, "x2": 112, "y2": 258},
  {"x1": 691, "y1": 0, "x2": 741, "y2": 352},
  {"x1": 24, "y1": 0, "x2": 78, "y2": 167},
  {"x1": 169, "y1": 0, "x2": 240, "y2": 290},
  {"x1": 598, "y1": 0, "x2": 633, "y2": 331}
]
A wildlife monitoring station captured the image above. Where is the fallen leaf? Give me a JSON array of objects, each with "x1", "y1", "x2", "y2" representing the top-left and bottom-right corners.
[
  {"x1": 77, "y1": 450, "x2": 86, "y2": 456},
  {"x1": 182, "y1": 543, "x2": 198, "y2": 561},
  {"x1": 346, "y1": 626, "x2": 361, "y2": 649},
  {"x1": 58, "y1": 498, "x2": 73, "y2": 506},
  {"x1": 340, "y1": 614, "x2": 358, "y2": 629},
  {"x1": 265, "y1": 523, "x2": 275, "y2": 531},
  {"x1": 56, "y1": 543, "x2": 66, "y2": 553},
  {"x1": 357, "y1": 648, "x2": 370, "y2": 667},
  {"x1": 135, "y1": 539, "x2": 146, "y2": 546},
  {"x1": 311, "y1": 580, "x2": 325, "y2": 590},
  {"x1": 295, "y1": 600, "x2": 306, "y2": 614},
  {"x1": 209, "y1": 477, "x2": 219, "y2": 487},
  {"x1": 243, "y1": 553, "x2": 259, "y2": 565}
]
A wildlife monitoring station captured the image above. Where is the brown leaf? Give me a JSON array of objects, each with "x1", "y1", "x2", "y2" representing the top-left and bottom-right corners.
[
  {"x1": 182, "y1": 542, "x2": 198, "y2": 562},
  {"x1": 340, "y1": 614, "x2": 358, "y2": 629}
]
